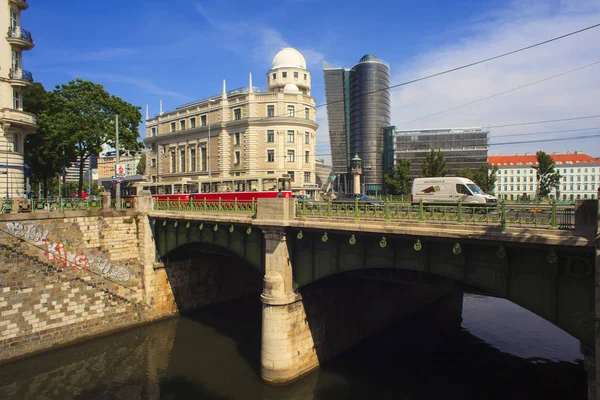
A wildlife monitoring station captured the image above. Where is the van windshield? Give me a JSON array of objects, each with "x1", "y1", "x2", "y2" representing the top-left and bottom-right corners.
[{"x1": 466, "y1": 183, "x2": 483, "y2": 194}]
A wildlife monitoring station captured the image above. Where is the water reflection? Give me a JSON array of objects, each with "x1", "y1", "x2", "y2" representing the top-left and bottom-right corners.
[{"x1": 0, "y1": 294, "x2": 585, "y2": 400}]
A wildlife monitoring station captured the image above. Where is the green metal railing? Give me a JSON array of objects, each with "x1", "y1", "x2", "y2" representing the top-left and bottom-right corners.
[
  {"x1": 10, "y1": 198, "x2": 102, "y2": 213},
  {"x1": 153, "y1": 197, "x2": 257, "y2": 215},
  {"x1": 110, "y1": 197, "x2": 136, "y2": 210},
  {"x1": 296, "y1": 198, "x2": 574, "y2": 230}
]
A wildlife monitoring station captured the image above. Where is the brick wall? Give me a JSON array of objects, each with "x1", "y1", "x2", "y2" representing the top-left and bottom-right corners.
[{"x1": 0, "y1": 212, "x2": 172, "y2": 363}]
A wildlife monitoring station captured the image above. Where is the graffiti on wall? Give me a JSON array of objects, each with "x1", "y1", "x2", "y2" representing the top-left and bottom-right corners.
[{"x1": 4, "y1": 222, "x2": 131, "y2": 284}]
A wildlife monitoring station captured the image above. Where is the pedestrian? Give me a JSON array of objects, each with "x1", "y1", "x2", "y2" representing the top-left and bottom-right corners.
[{"x1": 276, "y1": 189, "x2": 283, "y2": 198}]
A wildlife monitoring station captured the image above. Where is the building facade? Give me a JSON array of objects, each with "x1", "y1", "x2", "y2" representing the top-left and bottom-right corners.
[
  {"x1": 0, "y1": 0, "x2": 36, "y2": 198},
  {"x1": 323, "y1": 54, "x2": 391, "y2": 195},
  {"x1": 144, "y1": 48, "x2": 318, "y2": 195},
  {"x1": 97, "y1": 152, "x2": 142, "y2": 180},
  {"x1": 388, "y1": 127, "x2": 489, "y2": 179},
  {"x1": 489, "y1": 152, "x2": 600, "y2": 200}
]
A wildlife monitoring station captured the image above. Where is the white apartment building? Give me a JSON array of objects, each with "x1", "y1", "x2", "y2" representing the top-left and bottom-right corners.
[
  {"x1": 0, "y1": 0, "x2": 36, "y2": 198},
  {"x1": 489, "y1": 153, "x2": 600, "y2": 201}
]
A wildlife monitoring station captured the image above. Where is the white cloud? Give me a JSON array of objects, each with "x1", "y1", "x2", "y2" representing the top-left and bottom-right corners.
[{"x1": 389, "y1": 0, "x2": 600, "y2": 157}]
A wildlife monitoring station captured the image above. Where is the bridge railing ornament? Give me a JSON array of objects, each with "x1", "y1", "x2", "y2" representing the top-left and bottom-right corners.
[
  {"x1": 9, "y1": 198, "x2": 103, "y2": 213},
  {"x1": 152, "y1": 197, "x2": 256, "y2": 215},
  {"x1": 293, "y1": 198, "x2": 574, "y2": 230}
]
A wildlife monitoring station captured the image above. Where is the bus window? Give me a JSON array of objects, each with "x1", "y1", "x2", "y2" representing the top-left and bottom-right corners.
[{"x1": 278, "y1": 177, "x2": 291, "y2": 191}]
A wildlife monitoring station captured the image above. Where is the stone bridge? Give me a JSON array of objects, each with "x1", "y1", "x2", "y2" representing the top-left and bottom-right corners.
[{"x1": 0, "y1": 192, "x2": 598, "y2": 398}]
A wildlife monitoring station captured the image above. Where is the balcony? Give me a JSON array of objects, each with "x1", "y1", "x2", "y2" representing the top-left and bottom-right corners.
[
  {"x1": 8, "y1": 68, "x2": 33, "y2": 87},
  {"x1": 7, "y1": 27, "x2": 34, "y2": 50},
  {"x1": 1, "y1": 108, "x2": 37, "y2": 133},
  {"x1": 9, "y1": 0, "x2": 28, "y2": 10}
]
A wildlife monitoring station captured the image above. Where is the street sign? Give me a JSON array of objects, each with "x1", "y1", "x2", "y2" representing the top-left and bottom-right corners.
[{"x1": 116, "y1": 164, "x2": 126, "y2": 177}]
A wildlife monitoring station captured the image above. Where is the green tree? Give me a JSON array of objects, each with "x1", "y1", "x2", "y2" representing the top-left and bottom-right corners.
[
  {"x1": 456, "y1": 167, "x2": 474, "y2": 180},
  {"x1": 420, "y1": 150, "x2": 449, "y2": 177},
  {"x1": 40, "y1": 79, "x2": 142, "y2": 197},
  {"x1": 472, "y1": 163, "x2": 499, "y2": 194},
  {"x1": 23, "y1": 83, "x2": 74, "y2": 197},
  {"x1": 534, "y1": 151, "x2": 561, "y2": 198},
  {"x1": 383, "y1": 159, "x2": 412, "y2": 195},
  {"x1": 136, "y1": 153, "x2": 146, "y2": 175}
]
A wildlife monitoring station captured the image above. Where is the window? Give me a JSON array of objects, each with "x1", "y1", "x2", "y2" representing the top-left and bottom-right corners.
[
  {"x1": 234, "y1": 151, "x2": 240, "y2": 166},
  {"x1": 190, "y1": 148, "x2": 196, "y2": 172},
  {"x1": 180, "y1": 120, "x2": 186, "y2": 130},
  {"x1": 305, "y1": 132, "x2": 310, "y2": 144},
  {"x1": 294, "y1": 72, "x2": 298, "y2": 78},
  {"x1": 170, "y1": 122, "x2": 176, "y2": 132},
  {"x1": 287, "y1": 105, "x2": 295, "y2": 117},
  {"x1": 234, "y1": 108, "x2": 241, "y2": 120},
  {"x1": 234, "y1": 132, "x2": 240, "y2": 146},
  {"x1": 13, "y1": 90, "x2": 21, "y2": 110},
  {"x1": 267, "y1": 150, "x2": 275, "y2": 162},
  {"x1": 267, "y1": 105, "x2": 275, "y2": 117},
  {"x1": 272, "y1": 73, "x2": 276, "y2": 80},
  {"x1": 267, "y1": 130, "x2": 275, "y2": 143},
  {"x1": 180, "y1": 149, "x2": 186, "y2": 172},
  {"x1": 151, "y1": 158, "x2": 156, "y2": 167},
  {"x1": 288, "y1": 171, "x2": 295, "y2": 181},
  {"x1": 305, "y1": 151, "x2": 309, "y2": 163},
  {"x1": 152, "y1": 176, "x2": 157, "y2": 183},
  {"x1": 287, "y1": 130, "x2": 294, "y2": 143},
  {"x1": 456, "y1": 184, "x2": 469, "y2": 195},
  {"x1": 305, "y1": 108, "x2": 310, "y2": 120},
  {"x1": 287, "y1": 150, "x2": 295, "y2": 162},
  {"x1": 151, "y1": 127, "x2": 156, "y2": 137},
  {"x1": 12, "y1": 134, "x2": 19, "y2": 152},
  {"x1": 304, "y1": 74, "x2": 307, "y2": 80},
  {"x1": 12, "y1": 50, "x2": 19, "y2": 71},
  {"x1": 10, "y1": 10, "x2": 17, "y2": 30},
  {"x1": 190, "y1": 117, "x2": 196, "y2": 128},
  {"x1": 304, "y1": 172, "x2": 311, "y2": 182},
  {"x1": 200, "y1": 147, "x2": 207, "y2": 171},
  {"x1": 201, "y1": 115, "x2": 207, "y2": 126},
  {"x1": 170, "y1": 150, "x2": 176, "y2": 173},
  {"x1": 151, "y1": 143, "x2": 157, "y2": 151},
  {"x1": 282, "y1": 72, "x2": 287, "y2": 78}
]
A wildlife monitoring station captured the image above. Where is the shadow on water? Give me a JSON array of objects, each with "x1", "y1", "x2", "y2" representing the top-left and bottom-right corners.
[{"x1": 0, "y1": 293, "x2": 586, "y2": 400}]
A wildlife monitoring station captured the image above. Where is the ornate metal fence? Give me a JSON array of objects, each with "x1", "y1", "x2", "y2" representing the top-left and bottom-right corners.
[
  {"x1": 153, "y1": 197, "x2": 256, "y2": 215},
  {"x1": 7, "y1": 198, "x2": 103, "y2": 213},
  {"x1": 296, "y1": 198, "x2": 574, "y2": 230}
]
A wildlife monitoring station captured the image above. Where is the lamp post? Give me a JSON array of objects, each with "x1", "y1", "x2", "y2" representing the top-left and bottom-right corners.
[
  {"x1": 115, "y1": 114, "x2": 121, "y2": 211},
  {"x1": 5, "y1": 139, "x2": 8, "y2": 198}
]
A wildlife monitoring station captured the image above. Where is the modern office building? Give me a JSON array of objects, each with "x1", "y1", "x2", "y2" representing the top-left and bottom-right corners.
[
  {"x1": 323, "y1": 54, "x2": 391, "y2": 194},
  {"x1": 489, "y1": 152, "x2": 600, "y2": 200},
  {"x1": 144, "y1": 47, "x2": 318, "y2": 196},
  {"x1": 387, "y1": 127, "x2": 489, "y2": 178},
  {"x1": 0, "y1": 0, "x2": 36, "y2": 198}
]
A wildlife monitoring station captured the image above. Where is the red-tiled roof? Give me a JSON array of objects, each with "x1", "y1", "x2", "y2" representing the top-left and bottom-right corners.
[{"x1": 488, "y1": 153, "x2": 600, "y2": 166}]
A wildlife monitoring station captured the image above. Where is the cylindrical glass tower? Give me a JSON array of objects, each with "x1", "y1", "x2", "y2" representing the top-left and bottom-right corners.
[{"x1": 349, "y1": 55, "x2": 391, "y2": 194}]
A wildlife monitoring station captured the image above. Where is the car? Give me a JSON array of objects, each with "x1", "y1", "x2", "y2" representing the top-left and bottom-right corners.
[{"x1": 293, "y1": 194, "x2": 319, "y2": 204}]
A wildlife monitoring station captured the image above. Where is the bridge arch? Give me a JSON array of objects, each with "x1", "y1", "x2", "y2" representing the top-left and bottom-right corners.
[{"x1": 289, "y1": 228, "x2": 595, "y2": 348}]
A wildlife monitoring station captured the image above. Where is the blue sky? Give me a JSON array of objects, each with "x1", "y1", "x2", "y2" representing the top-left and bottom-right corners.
[{"x1": 25, "y1": 0, "x2": 600, "y2": 163}]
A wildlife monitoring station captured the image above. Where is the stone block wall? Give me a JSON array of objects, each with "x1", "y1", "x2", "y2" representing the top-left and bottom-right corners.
[{"x1": 0, "y1": 212, "x2": 173, "y2": 363}]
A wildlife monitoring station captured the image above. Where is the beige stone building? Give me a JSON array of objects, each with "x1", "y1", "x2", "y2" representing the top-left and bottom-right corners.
[
  {"x1": 97, "y1": 153, "x2": 142, "y2": 180},
  {"x1": 144, "y1": 48, "x2": 318, "y2": 195},
  {"x1": 0, "y1": 0, "x2": 36, "y2": 198}
]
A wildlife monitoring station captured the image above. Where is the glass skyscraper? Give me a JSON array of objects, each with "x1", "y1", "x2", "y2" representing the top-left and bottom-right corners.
[{"x1": 323, "y1": 55, "x2": 391, "y2": 194}]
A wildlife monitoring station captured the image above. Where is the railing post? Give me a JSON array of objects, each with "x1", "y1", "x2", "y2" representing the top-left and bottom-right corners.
[
  {"x1": 354, "y1": 196, "x2": 359, "y2": 220},
  {"x1": 302, "y1": 198, "x2": 307, "y2": 217},
  {"x1": 218, "y1": 197, "x2": 222, "y2": 212},
  {"x1": 234, "y1": 197, "x2": 238, "y2": 213},
  {"x1": 500, "y1": 200, "x2": 507, "y2": 228},
  {"x1": 203, "y1": 198, "x2": 207, "y2": 212},
  {"x1": 418, "y1": 198, "x2": 425, "y2": 224},
  {"x1": 178, "y1": 197, "x2": 181, "y2": 210},
  {"x1": 327, "y1": 198, "x2": 332, "y2": 219},
  {"x1": 550, "y1": 200, "x2": 558, "y2": 230},
  {"x1": 457, "y1": 199, "x2": 463, "y2": 225},
  {"x1": 252, "y1": 198, "x2": 256, "y2": 215},
  {"x1": 384, "y1": 198, "x2": 390, "y2": 222}
]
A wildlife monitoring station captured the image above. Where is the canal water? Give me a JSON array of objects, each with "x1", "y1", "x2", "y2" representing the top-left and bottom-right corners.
[{"x1": 0, "y1": 293, "x2": 585, "y2": 400}]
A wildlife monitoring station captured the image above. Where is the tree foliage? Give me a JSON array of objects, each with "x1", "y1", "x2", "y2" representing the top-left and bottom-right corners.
[
  {"x1": 39, "y1": 79, "x2": 142, "y2": 197},
  {"x1": 383, "y1": 159, "x2": 412, "y2": 195},
  {"x1": 534, "y1": 151, "x2": 561, "y2": 198},
  {"x1": 136, "y1": 153, "x2": 146, "y2": 175},
  {"x1": 456, "y1": 167, "x2": 473, "y2": 180},
  {"x1": 23, "y1": 83, "x2": 73, "y2": 196},
  {"x1": 472, "y1": 163, "x2": 499, "y2": 194},
  {"x1": 420, "y1": 150, "x2": 449, "y2": 177}
]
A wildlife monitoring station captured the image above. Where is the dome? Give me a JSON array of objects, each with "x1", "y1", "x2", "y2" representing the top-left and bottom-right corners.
[
  {"x1": 359, "y1": 54, "x2": 379, "y2": 62},
  {"x1": 272, "y1": 47, "x2": 306, "y2": 69},
  {"x1": 283, "y1": 83, "x2": 300, "y2": 93}
]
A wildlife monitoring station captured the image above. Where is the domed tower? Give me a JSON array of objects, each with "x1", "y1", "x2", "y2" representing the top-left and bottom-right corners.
[{"x1": 267, "y1": 47, "x2": 311, "y2": 95}]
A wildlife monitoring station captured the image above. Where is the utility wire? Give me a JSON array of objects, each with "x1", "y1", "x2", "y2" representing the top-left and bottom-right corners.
[
  {"x1": 396, "y1": 60, "x2": 600, "y2": 126},
  {"x1": 315, "y1": 23, "x2": 600, "y2": 110}
]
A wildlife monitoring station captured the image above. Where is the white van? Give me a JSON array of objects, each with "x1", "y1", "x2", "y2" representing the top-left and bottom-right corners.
[{"x1": 411, "y1": 177, "x2": 497, "y2": 205}]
